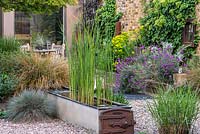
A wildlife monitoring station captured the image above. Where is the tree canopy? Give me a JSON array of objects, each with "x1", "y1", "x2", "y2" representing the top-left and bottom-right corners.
[{"x1": 0, "y1": 0, "x2": 77, "y2": 14}]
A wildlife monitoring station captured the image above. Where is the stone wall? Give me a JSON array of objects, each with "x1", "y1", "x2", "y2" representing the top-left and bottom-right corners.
[
  {"x1": 196, "y1": 3, "x2": 200, "y2": 55},
  {"x1": 116, "y1": 0, "x2": 144, "y2": 32}
]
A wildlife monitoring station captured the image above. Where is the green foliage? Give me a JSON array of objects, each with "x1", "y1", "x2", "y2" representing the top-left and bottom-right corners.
[
  {"x1": 139, "y1": 0, "x2": 199, "y2": 54},
  {"x1": 188, "y1": 55, "x2": 200, "y2": 69},
  {"x1": 68, "y1": 29, "x2": 96, "y2": 105},
  {"x1": 68, "y1": 27, "x2": 114, "y2": 106},
  {"x1": 148, "y1": 86, "x2": 199, "y2": 134},
  {"x1": 6, "y1": 90, "x2": 56, "y2": 122},
  {"x1": 0, "y1": 52, "x2": 23, "y2": 75},
  {"x1": 138, "y1": 132, "x2": 147, "y2": 134},
  {"x1": 0, "y1": 0, "x2": 76, "y2": 14},
  {"x1": 112, "y1": 32, "x2": 135, "y2": 60},
  {"x1": 187, "y1": 56, "x2": 200, "y2": 89},
  {"x1": 0, "y1": 111, "x2": 6, "y2": 119},
  {"x1": 0, "y1": 52, "x2": 69, "y2": 93},
  {"x1": 0, "y1": 38, "x2": 20, "y2": 52},
  {"x1": 0, "y1": 73, "x2": 17, "y2": 101},
  {"x1": 112, "y1": 93, "x2": 129, "y2": 105},
  {"x1": 95, "y1": 0, "x2": 122, "y2": 43}
]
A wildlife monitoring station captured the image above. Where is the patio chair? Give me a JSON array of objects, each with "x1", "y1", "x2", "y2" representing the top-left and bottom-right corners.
[
  {"x1": 51, "y1": 43, "x2": 65, "y2": 58},
  {"x1": 20, "y1": 43, "x2": 30, "y2": 52}
]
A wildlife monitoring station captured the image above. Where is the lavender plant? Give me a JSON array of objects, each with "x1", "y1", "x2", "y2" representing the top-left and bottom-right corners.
[
  {"x1": 116, "y1": 43, "x2": 182, "y2": 93},
  {"x1": 150, "y1": 42, "x2": 179, "y2": 83}
]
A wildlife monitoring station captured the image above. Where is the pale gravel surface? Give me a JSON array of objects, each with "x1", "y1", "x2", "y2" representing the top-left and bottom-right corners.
[
  {"x1": 0, "y1": 95, "x2": 200, "y2": 134},
  {"x1": 127, "y1": 94, "x2": 200, "y2": 134},
  {"x1": 0, "y1": 119, "x2": 95, "y2": 134}
]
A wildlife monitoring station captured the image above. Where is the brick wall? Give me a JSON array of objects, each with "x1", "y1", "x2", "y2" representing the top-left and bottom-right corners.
[{"x1": 116, "y1": 0, "x2": 144, "y2": 32}]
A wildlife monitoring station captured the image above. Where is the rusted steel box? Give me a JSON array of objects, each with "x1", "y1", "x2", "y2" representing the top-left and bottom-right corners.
[
  {"x1": 100, "y1": 109, "x2": 135, "y2": 134},
  {"x1": 48, "y1": 90, "x2": 135, "y2": 134}
]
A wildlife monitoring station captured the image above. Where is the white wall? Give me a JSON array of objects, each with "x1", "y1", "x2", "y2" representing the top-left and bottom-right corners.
[
  {"x1": 65, "y1": 5, "x2": 82, "y2": 47},
  {"x1": 2, "y1": 11, "x2": 15, "y2": 37},
  {"x1": 0, "y1": 8, "x2": 2, "y2": 36}
]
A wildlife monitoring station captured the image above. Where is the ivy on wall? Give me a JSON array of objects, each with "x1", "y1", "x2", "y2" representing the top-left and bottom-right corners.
[
  {"x1": 0, "y1": 0, "x2": 77, "y2": 14},
  {"x1": 139, "y1": 0, "x2": 199, "y2": 54},
  {"x1": 95, "y1": 0, "x2": 122, "y2": 44}
]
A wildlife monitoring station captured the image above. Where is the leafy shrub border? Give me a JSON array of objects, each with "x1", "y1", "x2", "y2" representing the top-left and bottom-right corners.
[
  {"x1": 139, "y1": 0, "x2": 200, "y2": 56},
  {"x1": 95, "y1": 0, "x2": 122, "y2": 43}
]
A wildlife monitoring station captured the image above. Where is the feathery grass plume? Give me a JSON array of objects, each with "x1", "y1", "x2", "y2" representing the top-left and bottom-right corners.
[
  {"x1": 6, "y1": 90, "x2": 56, "y2": 122},
  {"x1": 15, "y1": 53, "x2": 69, "y2": 93}
]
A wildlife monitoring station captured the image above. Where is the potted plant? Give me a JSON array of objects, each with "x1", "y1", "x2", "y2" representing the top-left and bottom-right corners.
[{"x1": 48, "y1": 28, "x2": 135, "y2": 134}]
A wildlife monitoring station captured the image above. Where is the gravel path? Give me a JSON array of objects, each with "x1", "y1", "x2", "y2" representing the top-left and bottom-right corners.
[
  {"x1": 128, "y1": 94, "x2": 200, "y2": 134},
  {"x1": 1, "y1": 95, "x2": 199, "y2": 134},
  {"x1": 0, "y1": 119, "x2": 95, "y2": 134}
]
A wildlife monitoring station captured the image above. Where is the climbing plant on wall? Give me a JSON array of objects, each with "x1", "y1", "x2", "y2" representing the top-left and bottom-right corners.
[
  {"x1": 95, "y1": 0, "x2": 122, "y2": 44},
  {"x1": 0, "y1": 0, "x2": 77, "y2": 14},
  {"x1": 139, "y1": 0, "x2": 199, "y2": 55}
]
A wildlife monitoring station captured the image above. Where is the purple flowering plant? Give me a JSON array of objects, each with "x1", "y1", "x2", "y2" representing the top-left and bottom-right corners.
[{"x1": 115, "y1": 42, "x2": 184, "y2": 93}]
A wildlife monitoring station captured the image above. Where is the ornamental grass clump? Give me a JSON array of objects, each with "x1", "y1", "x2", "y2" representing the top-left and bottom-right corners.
[
  {"x1": 187, "y1": 56, "x2": 200, "y2": 89},
  {"x1": 0, "y1": 52, "x2": 69, "y2": 93},
  {"x1": 148, "y1": 86, "x2": 199, "y2": 134},
  {"x1": 6, "y1": 90, "x2": 56, "y2": 122},
  {"x1": 0, "y1": 37, "x2": 20, "y2": 52},
  {"x1": 15, "y1": 53, "x2": 69, "y2": 93}
]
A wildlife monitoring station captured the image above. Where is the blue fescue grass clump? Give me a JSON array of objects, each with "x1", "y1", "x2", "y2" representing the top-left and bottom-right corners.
[{"x1": 6, "y1": 90, "x2": 57, "y2": 122}]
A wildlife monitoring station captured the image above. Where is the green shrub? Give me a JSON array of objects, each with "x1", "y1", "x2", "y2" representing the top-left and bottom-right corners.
[
  {"x1": 0, "y1": 73, "x2": 17, "y2": 101},
  {"x1": 6, "y1": 90, "x2": 56, "y2": 122},
  {"x1": 112, "y1": 93, "x2": 129, "y2": 105},
  {"x1": 0, "y1": 37, "x2": 21, "y2": 52},
  {"x1": 139, "y1": 0, "x2": 199, "y2": 56},
  {"x1": 112, "y1": 32, "x2": 135, "y2": 60},
  {"x1": 0, "y1": 52, "x2": 23, "y2": 74},
  {"x1": 148, "y1": 86, "x2": 199, "y2": 134},
  {"x1": 0, "y1": 111, "x2": 6, "y2": 119},
  {"x1": 95, "y1": 0, "x2": 122, "y2": 43}
]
